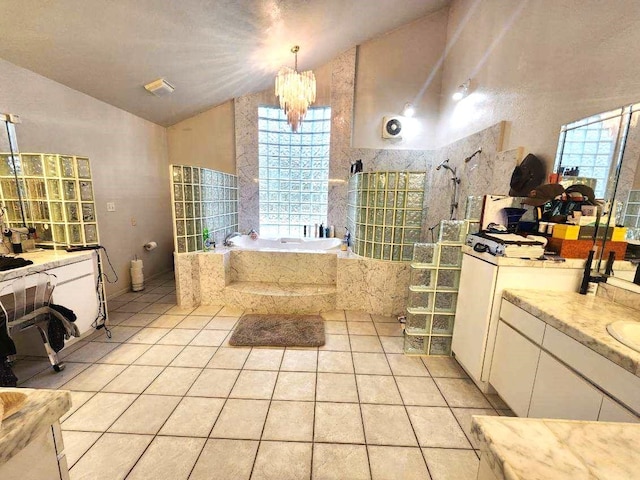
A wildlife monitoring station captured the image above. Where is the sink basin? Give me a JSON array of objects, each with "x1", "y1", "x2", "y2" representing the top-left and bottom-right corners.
[
  {"x1": 0, "y1": 391, "x2": 28, "y2": 424},
  {"x1": 607, "y1": 321, "x2": 640, "y2": 352}
]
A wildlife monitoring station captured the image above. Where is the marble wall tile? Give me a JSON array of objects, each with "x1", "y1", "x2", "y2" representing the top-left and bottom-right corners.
[
  {"x1": 174, "y1": 253, "x2": 201, "y2": 307},
  {"x1": 230, "y1": 251, "x2": 337, "y2": 285},
  {"x1": 198, "y1": 251, "x2": 230, "y2": 305}
]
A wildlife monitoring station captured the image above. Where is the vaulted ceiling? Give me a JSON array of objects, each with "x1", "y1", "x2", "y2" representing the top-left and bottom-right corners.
[{"x1": 0, "y1": 0, "x2": 449, "y2": 126}]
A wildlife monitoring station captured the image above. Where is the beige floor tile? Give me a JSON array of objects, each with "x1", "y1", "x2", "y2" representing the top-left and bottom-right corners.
[
  {"x1": 136, "y1": 293, "x2": 166, "y2": 303},
  {"x1": 361, "y1": 404, "x2": 417, "y2": 446},
  {"x1": 244, "y1": 348, "x2": 284, "y2": 370},
  {"x1": 113, "y1": 302, "x2": 149, "y2": 314},
  {"x1": 281, "y1": 349, "x2": 317, "y2": 371},
  {"x1": 386, "y1": 354, "x2": 430, "y2": 376},
  {"x1": 12, "y1": 358, "x2": 50, "y2": 382},
  {"x1": 352, "y1": 353, "x2": 392, "y2": 375},
  {"x1": 356, "y1": 375, "x2": 403, "y2": 404},
  {"x1": 148, "y1": 285, "x2": 174, "y2": 295},
  {"x1": 230, "y1": 370, "x2": 278, "y2": 399},
  {"x1": 422, "y1": 448, "x2": 479, "y2": 480},
  {"x1": 218, "y1": 305, "x2": 245, "y2": 316},
  {"x1": 61, "y1": 342, "x2": 119, "y2": 363},
  {"x1": 149, "y1": 314, "x2": 187, "y2": 328},
  {"x1": 144, "y1": 366, "x2": 202, "y2": 395},
  {"x1": 321, "y1": 310, "x2": 345, "y2": 321},
  {"x1": 166, "y1": 305, "x2": 196, "y2": 315},
  {"x1": 368, "y1": 446, "x2": 430, "y2": 480},
  {"x1": 451, "y1": 408, "x2": 498, "y2": 448},
  {"x1": 21, "y1": 362, "x2": 91, "y2": 390},
  {"x1": 113, "y1": 292, "x2": 143, "y2": 302},
  {"x1": 159, "y1": 397, "x2": 225, "y2": 437},
  {"x1": 170, "y1": 345, "x2": 217, "y2": 367},
  {"x1": 312, "y1": 443, "x2": 370, "y2": 480},
  {"x1": 262, "y1": 401, "x2": 314, "y2": 442},
  {"x1": 62, "y1": 363, "x2": 127, "y2": 391},
  {"x1": 252, "y1": 441, "x2": 312, "y2": 480},
  {"x1": 406, "y1": 406, "x2": 471, "y2": 448},
  {"x1": 61, "y1": 430, "x2": 101, "y2": 467},
  {"x1": 434, "y1": 378, "x2": 491, "y2": 408},
  {"x1": 189, "y1": 439, "x2": 258, "y2": 480},
  {"x1": 316, "y1": 373, "x2": 359, "y2": 402},
  {"x1": 318, "y1": 351, "x2": 354, "y2": 373},
  {"x1": 62, "y1": 392, "x2": 137, "y2": 432},
  {"x1": 69, "y1": 433, "x2": 152, "y2": 480},
  {"x1": 190, "y1": 329, "x2": 229, "y2": 346},
  {"x1": 345, "y1": 311, "x2": 372, "y2": 322},
  {"x1": 320, "y1": 334, "x2": 351, "y2": 351},
  {"x1": 117, "y1": 313, "x2": 160, "y2": 327},
  {"x1": 140, "y1": 303, "x2": 174, "y2": 314},
  {"x1": 210, "y1": 398, "x2": 270, "y2": 439},
  {"x1": 207, "y1": 347, "x2": 250, "y2": 369},
  {"x1": 205, "y1": 316, "x2": 239, "y2": 330},
  {"x1": 90, "y1": 325, "x2": 141, "y2": 343},
  {"x1": 102, "y1": 365, "x2": 164, "y2": 393},
  {"x1": 324, "y1": 321, "x2": 348, "y2": 334},
  {"x1": 109, "y1": 394, "x2": 181, "y2": 434},
  {"x1": 486, "y1": 393, "x2": 509, "y2": 410},
  {"x1": 96, "y1": 343, "x2": 151, "y2": 365},
  {"x1": 422, "y1": 357, "x2": 468, "y2": 378},
  {"x1": 374, "y1": 322, "x2": 403, "y2": 337},
  {"x1": 133, "y1": 344, "x2": 184, "y2": 366},
  {"x1": 125, "y1": 327, "x2": 171, "y2": 344},
  {"x1": 272, "y1": 371, "x2": 316, "y2": 401},
  {"x1": 497, "y1": 408, "x2": 516, "y2": 417},
  {"x1": 192, "y1": 304, "x2": 223, "y2": 316},
  {"x1": 187, "y1": 368, "x2": 240, "y2": 397},
  {"x1": 396, "y1": 377, "x2": 447, "y2": 406},
  {"x1": 379, "y1": 336, "x2": 404, "y2": 353},
  {"x1": 175, "y1": 315, "x2": 211, "y2": 329},
  {"x1": 314, "y1": 402, "x2": 364, "y2": 443},
  {"x1": 372, "y1": 314, "x2": 397, "y2": 323},
  {"x1": 127, "y1": 436, "x2": 205, "y2": 480},
  {"x1": 107, "y1": 311, "x2": 135, "y2": 324},
  {"x1": 348, "y1": 322, "x2": 377, "y2": 335},
  {"x1": 157, "y1": 328, "x2": 200, "y2": 345},
  {"x1": 350, "y1": 335, "x2": 383, "y2": 353},
  {"x1": 61, "y1": 391, "x2": 96, "y2": 422}
]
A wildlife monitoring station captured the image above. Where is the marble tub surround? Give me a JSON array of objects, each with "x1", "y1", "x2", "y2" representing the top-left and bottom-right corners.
[
  {"x1": 0, "y1": 387, "x2": 71, "y2": 464},
  {"x1": 503, "y1": 289, "x2": 640, "y2": 377},
  {"x1": 472, "y1": 415, "x2": 640, "y2": 480}
]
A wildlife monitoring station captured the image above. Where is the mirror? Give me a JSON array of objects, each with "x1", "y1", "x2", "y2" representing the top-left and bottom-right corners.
[{"x1": 555, "y1": 102, "x2": 640, "y2": 283}]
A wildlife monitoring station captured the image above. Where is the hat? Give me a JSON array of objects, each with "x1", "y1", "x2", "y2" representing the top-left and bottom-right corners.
[
  {"x1": 565, "y1": 184, "x2": 597, "y2": 205},
  {"x1": 509, "y1": 154, "x2": 546, "y2": 197},
  {"x1": 522, "y1": 183, "x2": 565, "y2": 206}
]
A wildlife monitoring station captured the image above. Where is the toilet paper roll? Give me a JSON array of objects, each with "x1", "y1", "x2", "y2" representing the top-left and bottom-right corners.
[{"x1": 144, "y1": 241, "x2": 158, "y2": 251}]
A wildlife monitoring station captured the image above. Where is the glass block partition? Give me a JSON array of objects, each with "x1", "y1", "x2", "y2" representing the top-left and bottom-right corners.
[
  {"x1": 171, "y1": 164, "x2": 238, "y2": 253},
  {"x1": 0, "y1": 152, "x2": 99, "y2": 247},
  {"x1": 347, "y1": 171, "x2": 426, "y2": 261}
]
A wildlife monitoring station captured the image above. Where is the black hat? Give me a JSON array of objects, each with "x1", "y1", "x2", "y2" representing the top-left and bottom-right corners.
[
  {"x1": 565, "y1": 184, "x2": 597, "y2": 205},
  {"x1": 509, "y1": 154, "x2": 546, "y2": 197},
  {"x1": 522, "y1": 183, "x2": 565, "y2": 206}
]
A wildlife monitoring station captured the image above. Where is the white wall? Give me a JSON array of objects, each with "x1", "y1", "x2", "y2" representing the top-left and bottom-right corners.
[
  {"x1": 437, "y1": 0, "x2": 640, "y2": 167},
  {"x1": 353, "y1": 8, "x2": 449, "y2": 150},
  {"x1": 0, "y1": 58, "x2": 173, "y2": 297}
]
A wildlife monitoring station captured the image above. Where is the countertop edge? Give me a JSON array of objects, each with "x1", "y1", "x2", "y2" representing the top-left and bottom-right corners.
[{"x1": 0, "y1": 250, "x2": 94, "y2": 283}]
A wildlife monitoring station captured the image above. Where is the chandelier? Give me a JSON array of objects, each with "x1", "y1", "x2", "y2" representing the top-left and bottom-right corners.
[{"x1": 275, "y1": 45, "x2": 316, "y2": 132}]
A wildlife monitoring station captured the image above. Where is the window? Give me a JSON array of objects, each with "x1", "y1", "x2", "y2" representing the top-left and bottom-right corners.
[{"x1": 258, "y1": 105, "x2": 331, "y2": 237}]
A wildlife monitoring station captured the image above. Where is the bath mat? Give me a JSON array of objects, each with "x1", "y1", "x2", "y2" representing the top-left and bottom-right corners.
[{"x1": 229, "y1": 314, "x2": 325, "y2": 347}]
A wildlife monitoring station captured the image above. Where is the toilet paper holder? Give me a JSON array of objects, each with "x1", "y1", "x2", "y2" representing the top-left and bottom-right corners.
[{"x1": 143, "y1": 241, "x2": 158, "y2": 251}]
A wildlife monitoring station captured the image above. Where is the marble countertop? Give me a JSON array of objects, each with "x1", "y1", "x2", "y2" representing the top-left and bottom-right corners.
[
  {"x1": 0, "y1": 387, "x2": 71, "y2": 465},
  {"x1": 472, "y1": 415, "x2": 640, "y2": 480},
  {"x1": 463, "y1": 245, "x2": 586, "y2": 268},
  {"x1": 0, "y1": 250, "x2": 93, "y2": 283},
  {"x1": 503, "y1": 289, "x2": 640, "y2": 377}
]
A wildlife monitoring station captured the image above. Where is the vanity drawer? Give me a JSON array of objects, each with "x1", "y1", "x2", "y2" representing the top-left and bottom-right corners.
[
  {"x1": 542, "y1": 325, "x2": 640, "y2": 415},
  {"x1": 499, "y1": 300, "x2": 546, "y2": 344}
]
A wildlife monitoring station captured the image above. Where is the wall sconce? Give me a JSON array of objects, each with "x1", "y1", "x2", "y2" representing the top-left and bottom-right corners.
[
  {"x1": 452, "y1": 80, "x2": 471, "y2": 101},
  {"x1": 402, "y1": 102, "x2": 415, "y2": 117}
]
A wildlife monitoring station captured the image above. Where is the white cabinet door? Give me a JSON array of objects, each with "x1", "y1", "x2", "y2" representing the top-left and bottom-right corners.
[
  {"x1": 52, "y1": 273, "x2": 99, "y2": 335},
  {"x1": 489, "y1": 321, "x2": 541, "y2": 417},
  {"x1": 598, "y1": 397, "x2": 640, "y2": 423},
  {"x1": 452, "y1": 255, "x2": 498, "y2": 385},
  {"x1": 529, "y1": 351, "x2": 603, "y2": 420}
]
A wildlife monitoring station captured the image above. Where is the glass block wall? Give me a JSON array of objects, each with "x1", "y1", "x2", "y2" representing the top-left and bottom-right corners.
[
  {"x1": 0, "y1": 153, "x2": 99, "y2": 247},
  {"x1": 171, "y1": 164, "x2": 238, "y2": 253},
  {"x1": 347, "y1": 171, "x2": 426, "y2": 261}
]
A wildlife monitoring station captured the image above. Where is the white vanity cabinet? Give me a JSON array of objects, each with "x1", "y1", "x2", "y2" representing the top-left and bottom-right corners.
[
  {"x1": 452, "y1": 251, "x2": 583, "y2": 392},
  {"x1": 489, "y1": 299, "x2": 640, "y2": 422}
]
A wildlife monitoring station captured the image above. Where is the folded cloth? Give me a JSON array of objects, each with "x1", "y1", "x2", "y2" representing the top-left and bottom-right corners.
[
  {"x1": 0, "y1": 256, "x2": 34, "y2": 271},
  {"x1": 48, "y1": 303, "x2": 79, "y2": 352}
]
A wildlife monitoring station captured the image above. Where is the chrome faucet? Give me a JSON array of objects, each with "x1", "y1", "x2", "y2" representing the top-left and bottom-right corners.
[{"x1": 223, "y1": 232, "x2": 242, "y2": 247}]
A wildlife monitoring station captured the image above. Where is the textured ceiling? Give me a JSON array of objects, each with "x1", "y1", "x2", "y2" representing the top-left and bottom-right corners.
[{"x1": 0, "y1": 0, "x2": 449, "y2": 126}]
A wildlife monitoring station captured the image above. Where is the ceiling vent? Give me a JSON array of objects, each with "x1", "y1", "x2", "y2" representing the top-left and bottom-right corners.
[
  {"x1": 382, "y1": 116, "x2": 403, "y2": 139},
  {"x1": 144, "y1": 78, "x2": 175, "y2": 97}
]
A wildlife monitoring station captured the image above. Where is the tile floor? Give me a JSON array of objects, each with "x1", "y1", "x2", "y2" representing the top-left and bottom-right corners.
[{"x1": 13, "y1": 272, "x2": 513, "y2": 480}]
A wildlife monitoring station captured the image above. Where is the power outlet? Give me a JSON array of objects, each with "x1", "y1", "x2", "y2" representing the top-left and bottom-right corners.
[
  {"x1": 106, "y1": 202, "x2": 116, "y2": 212},
  {"x1": 131, "y1": 217, "x2": 137, "y2": 226}
]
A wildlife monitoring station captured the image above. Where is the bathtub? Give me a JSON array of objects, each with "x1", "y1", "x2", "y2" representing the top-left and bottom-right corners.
[{"x1": 228, "y1": 235, "x2": 342, "y2": 251}]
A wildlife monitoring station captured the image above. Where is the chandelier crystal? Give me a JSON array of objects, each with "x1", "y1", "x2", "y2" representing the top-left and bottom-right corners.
[{"x1": 275, "y1": 45, "x2": 316, "y2": 132}]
